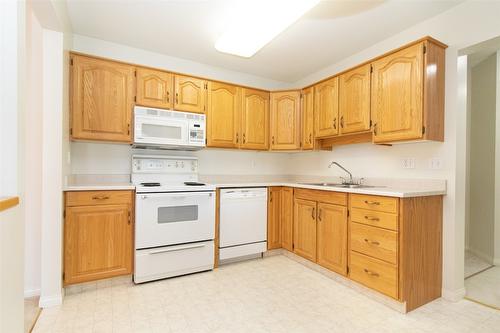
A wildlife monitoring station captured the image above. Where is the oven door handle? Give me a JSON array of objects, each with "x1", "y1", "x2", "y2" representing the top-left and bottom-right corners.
[{"x1": 148, "y1": 243, "x2": 206, "y2": 254}]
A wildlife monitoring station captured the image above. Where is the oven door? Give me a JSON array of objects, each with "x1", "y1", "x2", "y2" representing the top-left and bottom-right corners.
[
  {"x1": 134, "y1": 115, "x2": 189, "y2": 146},
  {"x1": 135, "y1": 191, "x2": 215, "y2": 249}
]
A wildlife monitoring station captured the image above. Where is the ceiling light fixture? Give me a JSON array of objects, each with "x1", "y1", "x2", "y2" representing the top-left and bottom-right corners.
[{"x1": 215, "y1": 0, "x2": 320, "y2": 58}]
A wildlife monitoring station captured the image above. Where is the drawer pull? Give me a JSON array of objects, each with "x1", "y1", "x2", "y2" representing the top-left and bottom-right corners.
[
  {"x1": 92, "y1": 195, "x2": 110, "y2": 200},
  {"x1": 363, "y1": 269, "x2": 379, "y2": 277},
  {"x1": 364, "y1": 200, "x2": 380, "y2": 205},
  {"x1": 364, "y1": 238, "x2": 380, "y2": 246},
  {"x1": 364, "y1": 216, "x2": 380, "y2": 221}
]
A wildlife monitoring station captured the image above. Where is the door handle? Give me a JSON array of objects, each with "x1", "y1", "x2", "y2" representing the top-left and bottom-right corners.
[
  {"x1": 363, "y1": 269, "x2": 379, "y2": 277},
  {"x1": 309, "y1": 133, "x2": 312, "y2": 144},
  {"x1": 333, "y1": 118, "x2": 337, "y2": 130},
  {"x1": 311, "y1": 207, "x2": 315, "y2": 220},
  {"x1": 175, "y1": 92, "x2": 179, "y2": 104},
  {"x1": 340, "y1": 116, "x2": 344, "y2": 128},
  {"x1": 149, "y1": 243, "x2": 205, "y2": 254},
  {"x1": 318, "y1": 209, "x2": 322, "y2": 221},
  {"x1": 364, "y1": 239, "x2": 380, "y2": 246}
]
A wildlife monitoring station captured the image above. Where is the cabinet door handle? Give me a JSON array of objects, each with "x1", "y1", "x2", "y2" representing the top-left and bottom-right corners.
[
  {"x1": 364, "y1": 239, "x2": 380, "y2": 246},
  {"x1": 175, "y1": 92, "x2": 179, "y2": 104},
  {"x1": 364, "y1": 216, "x2": 380, "y2": 221},
  {"x1": 311, "y1": 208, "x2": 315, "y2": 220},
  {"x1": 364, "y1": 200, "x2": 380, "y2": 205},
  {"x1": 340, "y1": 116, "x2": 344, "y2": 128},
  {"x1": 92, "y1": 195, "x2": 110, "y2": 200},
  {"x1": 309, "y1": 133, "x2": 312, "y2": 144},
  {"x1": 333, "y1": 118, "x2": 337, "y2": 130},
  {"x1": 373, "y1": 123, "x2": 377, "y2": 136},
  {"x1": 243, "y1": 133, "x2": 246, "y2": 144},
  {"x1": 272, "y1": 136, "x2": 275, "y2": 145},
  {"x1": 363, "y1": 269, "x2": 379, "y2": 277},
  {"x1": 236, "y1": 133, "x2": 239, "y2": 143},
  {"x1": 318, "y1": 209, "x2": 322, "y2": 221},
  {"x1": 166, "y1": 91, "x2": 170, "y2": 103}
]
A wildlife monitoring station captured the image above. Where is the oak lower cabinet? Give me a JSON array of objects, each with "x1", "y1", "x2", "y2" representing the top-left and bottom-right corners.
[
  {"x1": 70, "y1": 54, "x2": 135, "y2": 143},
  {"x1": 293, "y1": 189, "x2": 348, "y2": 275},
  {"x1": 270, "y1": 91, "x2": 301, "y2": 150},
  {"x1": 64, "y1": 190, "x2": 134, "y2": 285},
  {"x1": 348, "y1": 193, "x2": 443, "y2": 311},
  {"x1": 267, "y1": 187, "x2": 294, "y2": 250},
  {"x1": 371, "y1": 39, "x2": 446, "y2": 143}
]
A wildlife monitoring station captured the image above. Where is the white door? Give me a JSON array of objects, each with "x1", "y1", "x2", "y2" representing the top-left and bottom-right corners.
[{"x1": 135, "y1": 191, "x2": 215, "y2": 249}]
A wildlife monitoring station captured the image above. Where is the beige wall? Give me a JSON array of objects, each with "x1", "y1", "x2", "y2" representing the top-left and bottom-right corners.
[{"x1": 468, "y1": 54, "x2": 497, "y2": 263}]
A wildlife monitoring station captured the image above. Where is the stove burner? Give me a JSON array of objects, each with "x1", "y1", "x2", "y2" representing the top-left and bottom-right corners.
[
  {"x1": 184, "y1": 182, "x2": 205, "y2": 186},
  {"x1": 141, "y1": 182, "x2": 161, "y2": 187}
]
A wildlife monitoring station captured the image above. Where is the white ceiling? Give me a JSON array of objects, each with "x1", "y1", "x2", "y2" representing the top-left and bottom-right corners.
[{"x1": 66, "y1": 0, "x2": 462, "y2": 83}]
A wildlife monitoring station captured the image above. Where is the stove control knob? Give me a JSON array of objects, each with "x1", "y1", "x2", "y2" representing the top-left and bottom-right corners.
[
  {"x1": 181, "y1": 162, "x2": 185, "y2": 168},
  {"x1": 175, "y1": 162, "x2": 179, "y2": 168}
]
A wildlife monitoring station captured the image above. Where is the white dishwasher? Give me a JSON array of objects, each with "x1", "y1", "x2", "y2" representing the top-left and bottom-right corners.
[{"x1": 219, "y1": 188, "x2": 268, "y2": 262}]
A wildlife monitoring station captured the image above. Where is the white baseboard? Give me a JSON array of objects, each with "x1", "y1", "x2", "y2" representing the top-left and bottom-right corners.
[
  {"x1": 24, "y1": 288, "x2": 41, "y2": 298},
  {"x1": 494, "y1": 257, "x2": 500, "y2": 266},
  {"x1": 39, "y1": 293, "x2": 63, "y2": 308},
  {"x1": 467, "y1": 247, "x2": 494, "y2": 264},
  {"x1": 442, "y1": 287, "x2": 466, "y2": 302}
]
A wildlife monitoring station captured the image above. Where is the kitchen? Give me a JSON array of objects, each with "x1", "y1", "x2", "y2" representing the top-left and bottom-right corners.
[{"x1": 3, "y1": 1, "x2": 500, "y2": 332}]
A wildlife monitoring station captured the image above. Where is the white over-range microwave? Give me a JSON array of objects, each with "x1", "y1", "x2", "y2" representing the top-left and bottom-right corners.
[{"x1": 134, "y1": 106, "x2": 206, "y2": 150}]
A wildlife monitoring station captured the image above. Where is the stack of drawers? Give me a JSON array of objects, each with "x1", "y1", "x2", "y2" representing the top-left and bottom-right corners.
[{"x1": 348, "y1": 194, "x2": 399, "y2": 299}]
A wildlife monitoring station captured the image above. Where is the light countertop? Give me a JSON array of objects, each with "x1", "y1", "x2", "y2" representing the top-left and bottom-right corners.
[{"x1": 64, "y1": 175, "x2": 446, "y2": 198}]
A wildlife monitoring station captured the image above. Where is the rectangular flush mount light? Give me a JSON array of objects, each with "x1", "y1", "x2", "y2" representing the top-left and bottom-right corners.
[{"x1": 215, "y1": 0, "x2": 320, "y2": 58}]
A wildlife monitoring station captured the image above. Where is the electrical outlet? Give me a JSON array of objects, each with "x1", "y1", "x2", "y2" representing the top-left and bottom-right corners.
[
  {"x1": 402, "y1": 158, "x2": 416, "y2": 169},
  {"x1": 429, "y1": 158, "x2": 442, "y2": 170}
]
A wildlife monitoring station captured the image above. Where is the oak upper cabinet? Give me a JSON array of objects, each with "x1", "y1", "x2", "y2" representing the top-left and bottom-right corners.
[
  {"x1": 281, "y1": 187, "x2": 294, "y2": 251},
  {"x1": 316, "y1": 203, "x2": 348, "y2": 275},
  {"x1": 270, "y1": 91, "x2": 301, "y2": 150},
  {"x1": 371, "y1": 40, "x2": 445, "y2": 143},
  {"x1": 240, "y1": 88, "x2": 270, "y2": 150},
  {"x1": 301, "y1": 87, "x2": 315, "y2": 150},
  {"x1": 70, "y1": 54, "x2": 135, "y2": 143},
  {"x1": 315, "y1": 77, "x2": 339, "y2": 138},
  {"x1": 339, "y1": 64, "x2": 371, "y2": 134},
  {"x1": 293, "y1": 198, "x2": 317, "y2": 261},
  {"x1": 64, "y1": 191, "x2": 133, "y2": 285},
  {"x1": 267, "y1": 187, "x2": 282, "y2": 250},
  {"x1": 207, "y1": 82, "x2": 241, "y2": 148},
  {"x1": 174, "y1": 75, "x2": 207, "y2": 113},
  {"x1": 136, "y1": 67, "x2": 173, "y2": 109}
]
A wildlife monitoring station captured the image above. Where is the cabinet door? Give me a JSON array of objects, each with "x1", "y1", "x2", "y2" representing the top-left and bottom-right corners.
[
  {"x1": 315, "y1": 77, "x2": 339, "y2": 138},
  {"x1": 281, "y1": 187, "x2": 294, "y2": 251},
  {"x1": 317, "y1": 203, "x2": 348, "y2": 275},
  {"x1": 207, "y1": 82, "x2": 241, "y2": 148},
  {"x1": 270, "y1": 91, "x2": 301, "y2": 150},
  {"x1": 136, "y1": 67, "x2": 173, "y2": 109},
  {"x1": 301, "y1": 87, "x2": 315, "y2": 150},
  {"x1": 339, "y1": 64, "x2": 371, "y2": 134},
  {"x1": 64, "y1": 204, "x2": 133, "y2": 285},
  {"x1": 174, "y1": 75, "x2": 207, "y2": 113},
  {"x1": 267, "y1": 187, "x2": 282, "y2": 250},
  {"x1": 371, "y1": 43, "x2": 424, "y2": 143},
  {"x1": 241, "y1": 88, "x2": 269, "y2": 150},
  {"x1": 71, "y1": 55, "x2": 134, "y2": 142},
  {"x1": 293, "y1": 199, "x2": 317, "y2": 261}
]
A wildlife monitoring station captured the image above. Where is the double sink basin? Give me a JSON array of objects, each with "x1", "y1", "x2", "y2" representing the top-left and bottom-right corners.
[{"x1": 299, "y1": 182, "x2": 381, "y2": 189}]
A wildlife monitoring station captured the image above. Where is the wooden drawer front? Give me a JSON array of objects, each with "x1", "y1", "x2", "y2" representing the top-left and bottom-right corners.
[
  {"x1": 350, "y1": 251, "x2": 398, "y2": 299},
  {"x1": 350, "y1": 194, "x2": 398, "y2": 213},
  {"x1": 66, "y1": 190, "x2": 133, "y2": 207},
  {"x1": 350, "y1": 208, "x2": 398, "y2": 231},
  {"x1": 350, "y1": 222, "x2": 398, "y2": 264},
  {"x1": 294, "y1": 188, "x2": 347, "y2": 206}
]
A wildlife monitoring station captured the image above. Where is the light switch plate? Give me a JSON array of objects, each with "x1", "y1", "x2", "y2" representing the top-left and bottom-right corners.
[
  {"x1": 402, "y1": 158, "x2": 416, "y2": 169},
  {"x1": 429, "y1": 158, "x2": 443, "y2": 170}
]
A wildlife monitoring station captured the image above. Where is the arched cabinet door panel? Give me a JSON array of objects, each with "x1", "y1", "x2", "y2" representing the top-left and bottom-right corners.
[
  {"x1": 174, "y1": 75, "x2": 207, "y2": 114},
  {"x1": 136, "y1": 68, "x2": 173, "y2": 109},
  {"x1": 207, "y1": 81, "x2": 241, "y2": 148}
]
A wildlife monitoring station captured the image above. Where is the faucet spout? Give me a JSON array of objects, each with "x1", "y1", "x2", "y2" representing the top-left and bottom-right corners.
[{"x1": 328, "y1": 161, "x2": 353, "y2": 184}]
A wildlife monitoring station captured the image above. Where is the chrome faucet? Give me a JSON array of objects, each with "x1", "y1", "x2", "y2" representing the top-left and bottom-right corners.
[{"x1": 328, "y1": 161, "x2": 354, "y2": 184}]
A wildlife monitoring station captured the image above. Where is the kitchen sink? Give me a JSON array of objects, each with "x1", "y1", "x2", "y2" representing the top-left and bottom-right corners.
[{"x1": 299, "y1": 182, "x2": 381, "y2": 189}]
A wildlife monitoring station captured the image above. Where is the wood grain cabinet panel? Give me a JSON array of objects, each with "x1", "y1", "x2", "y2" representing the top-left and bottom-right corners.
[
  {"x1": 316, "y1": 203, "x2": 347, "y2": 275},
  {"x1": 270, "y1": 91, "x2": 301, "y2": 150},
  {"x1": 136, "y1": 67, "x2": 173, "y2": 109},
  {"x1": 70, "y1": 55, "x2": 134, "y2": 143},
  {"x1": 371, "y1": 43, "x2": 424, "y2": 142},
  {"x1": 281, "y1": 187, "x2": 294, "y2": 251},
  {"x1": 315, "y1": 77, "x2": 339, "y2": 138},
  {"x1": 207, "y1": 82, "x2": 241, "y2": 148},
  {"x1": 301, "y1": 87, "x2": 315, "y2": 150},
  {"x1": 267, "y1": 187, "x2": 282, "y2": 250},
  {"x1": 339, "y1": 64, "x2": 371, "y2": 134},
  {"x1": 241, "y1": 89, "x2": 269, "y2": 150},
  {"x1": 293, "y1": 198, "x2": 317, "y2": 261},
  {"x1": 350, "y1": 222, "x2": 398, "y2": 264},
  {"x1": 64, "y1": 191, "x2": 133, "y2": 285},
  {"x1": 174, "y1": 75, "x2": 207, "y2": 113}
]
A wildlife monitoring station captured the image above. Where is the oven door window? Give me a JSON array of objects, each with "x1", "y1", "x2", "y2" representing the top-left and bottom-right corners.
[
  {"x1": 157, "y1": 205, "x2": 198, "y2": 224},
  {"x1": 142, "y1": 123, "x2": 183, "y2": 141}
]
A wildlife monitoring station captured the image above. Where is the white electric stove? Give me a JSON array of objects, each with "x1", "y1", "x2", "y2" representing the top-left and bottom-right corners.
[{"x1": 132, "y1": 154, "x2": 216, "y2": 283}]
